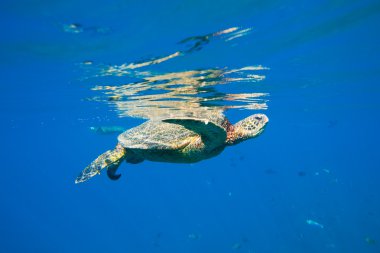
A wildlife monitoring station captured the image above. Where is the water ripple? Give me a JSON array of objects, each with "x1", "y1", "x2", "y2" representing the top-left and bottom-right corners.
[{"x1": 82, "y1": 27, "x2": 269, "y2": 120}]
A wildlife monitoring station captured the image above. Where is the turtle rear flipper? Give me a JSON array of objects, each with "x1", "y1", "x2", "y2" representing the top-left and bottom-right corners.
[
  {"x1": 75, "y1": 143, "x2": 126, "y2": 184},
  {"x1": 106, "y1": 161, "x2": 122, "y2": 180},
  {"x1": 162, "y1": 118, "x2": 226, "y2": 147}
]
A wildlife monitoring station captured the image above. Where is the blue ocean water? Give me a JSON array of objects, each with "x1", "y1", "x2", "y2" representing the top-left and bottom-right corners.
[{"x1": 1, "y1": 0, "x2": 380, "y2": 252}]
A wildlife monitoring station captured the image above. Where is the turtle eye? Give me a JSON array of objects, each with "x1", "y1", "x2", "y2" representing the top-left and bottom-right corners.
[{"x1": 255, "y1": 116, "x2": 262, "y2": 120}]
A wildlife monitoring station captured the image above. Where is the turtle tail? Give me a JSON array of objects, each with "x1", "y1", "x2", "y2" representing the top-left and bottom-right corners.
[{"x1": 75, "y1": 143, "x2": 126, "y2": 184}]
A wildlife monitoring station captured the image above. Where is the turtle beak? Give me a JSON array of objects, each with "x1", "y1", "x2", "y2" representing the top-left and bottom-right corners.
[{"x1": 253, "y1": 114, "x2": 269, "y2": 136}]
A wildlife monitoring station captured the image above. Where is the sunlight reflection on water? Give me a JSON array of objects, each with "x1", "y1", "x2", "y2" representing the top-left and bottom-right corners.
[{"x1": 81, "y1": 27, "x2": 269, "y2": 120}]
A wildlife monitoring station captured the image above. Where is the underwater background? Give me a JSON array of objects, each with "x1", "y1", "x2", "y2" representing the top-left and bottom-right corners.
[{"x1": 1, "y1": 0, "x2": 380, "y2": 252}]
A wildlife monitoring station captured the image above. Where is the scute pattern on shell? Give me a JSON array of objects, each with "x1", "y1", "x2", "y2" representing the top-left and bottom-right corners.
[
  {"x1": 118, "y1": 110, "x2": 230, "y2": 150},
  {"x1": 118, "y1": 121, "x2": 199, "y2": 150}
]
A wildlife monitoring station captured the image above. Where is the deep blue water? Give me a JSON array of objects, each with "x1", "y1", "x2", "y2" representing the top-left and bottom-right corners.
[{"x1": 1, "y1": 0, "x2": 380, "y2": 252}]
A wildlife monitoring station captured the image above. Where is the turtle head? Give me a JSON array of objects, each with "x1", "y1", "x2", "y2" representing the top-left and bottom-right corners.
[{"x1": 227, "y1": 114, "x2": 268, "y2": 145}]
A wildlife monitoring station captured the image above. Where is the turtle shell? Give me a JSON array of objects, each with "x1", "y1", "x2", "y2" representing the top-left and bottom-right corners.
[
  {"x1": 118, "y1": 115, "x2": 227, "y2": 151},
  {"x1": 118, "y1": 121, "x2": 198, "y2": 150}
]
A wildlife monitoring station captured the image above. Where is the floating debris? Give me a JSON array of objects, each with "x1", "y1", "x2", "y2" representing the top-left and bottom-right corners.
[
  {"x1": 62, "y1": 23, "x2": 83, "y2": 33},
  {"x1": 178, "y1": 27, "x2": 250, "y2": 53},
  {"x1": 90, "y1": 126, "x2": 126, "y2": 134},
  {"x1": 306, "y1": 219, "x2": 324, "y2": 229},
  {"x1": 82, "y1": 60, "x2": 93, "y2": 65},
  {"x1": 365, "y1": 236, "x2": 376, "y2": 245},
  {"x1": 62, "y1": 23, "x2": 110, "y2": 35}
]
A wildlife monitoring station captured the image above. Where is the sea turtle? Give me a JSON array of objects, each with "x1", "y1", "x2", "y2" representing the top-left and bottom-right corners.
[{"x1": 75, "y1": 113, "x2": 269, "y2": 183}]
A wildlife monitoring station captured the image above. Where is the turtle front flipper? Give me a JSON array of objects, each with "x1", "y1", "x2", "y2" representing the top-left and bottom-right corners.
[
  {"x1": 75, "y1": 143, "x2": 126, "y2": 184},
  {"x1": 162, "y1": 118, "x2": 227, "y2": 147}
]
